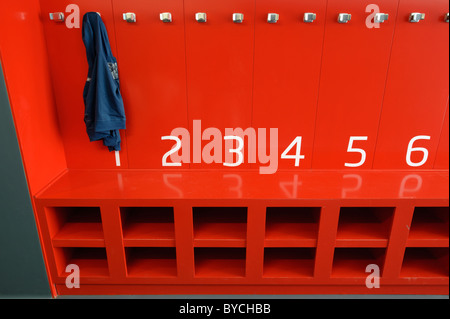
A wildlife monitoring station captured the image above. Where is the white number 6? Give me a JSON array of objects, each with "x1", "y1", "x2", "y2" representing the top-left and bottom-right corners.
[
  {"x1": 406, "y1": 135, "x2": 431, "y2": 167},
  {"x1": 345, "y1": 136, "x2": 368, "y2": 167}
]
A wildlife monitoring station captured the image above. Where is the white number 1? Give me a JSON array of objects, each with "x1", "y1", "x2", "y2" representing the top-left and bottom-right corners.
[{"x1": 345, "y1": 136, "x2": 368, "y2": 167}]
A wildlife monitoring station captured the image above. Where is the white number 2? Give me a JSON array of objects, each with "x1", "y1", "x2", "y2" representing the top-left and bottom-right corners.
[
  {"x1": 345, "y1": 136, "x2": 368, "y2": 167},
  {"x1": 161, "y1": 136, "x2": 182, "y2": 167},
  {"x1": 406, "y1": 135, "x2": 431, "y2": 167}
]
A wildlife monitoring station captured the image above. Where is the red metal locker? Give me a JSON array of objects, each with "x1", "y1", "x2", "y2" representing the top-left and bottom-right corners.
[
  {"x1": 40, "y1": 0, "x2": 128, "y2": 169},
  {"x1": 252, "y1": 0, "x2": 327, "y2": 170},
  {"x1": 373, "y1": 0, "x2": 449, "y2": 169},
  {"x1": 311, "y1": 0, "x2": 399, "y2": 169},
  {"x1": 184, "y1": 0, "x2": 255, "y2": 169},
  {"x1": 112, "y1": 0, "x2": 188, "y2": 169}
]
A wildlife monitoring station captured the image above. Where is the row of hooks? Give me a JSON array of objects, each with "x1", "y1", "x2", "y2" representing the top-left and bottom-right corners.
[{"x1": 50, "y1": 11, "x2": 450, "y2": 24}]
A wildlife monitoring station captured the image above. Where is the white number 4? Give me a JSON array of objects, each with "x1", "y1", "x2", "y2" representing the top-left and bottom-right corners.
[
  {"x1": 281, "y1": 136, "x2": 305, "y2": 167},
  {"x1": 345, "y1": 136, "x2": 368, "y2": 167}
]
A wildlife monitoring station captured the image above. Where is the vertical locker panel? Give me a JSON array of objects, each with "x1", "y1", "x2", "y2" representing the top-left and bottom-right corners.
[
  {"x1": 184, "y1": 0, "x2": 255, "y2": 169},
  {"x1": 252, "y1": 0, "x2": 327, "y2": 170},
  {"x1": 113, "y1": 0, "x2": 188, "y2": 169},
  {"x1": 40, "y1": 0, "x2": 127, "y2": 168},
  {"x1": 311, "y1": 0, "x2": 399, "y2": 169},
  {"x1": 434, "y1": 104, "x2": 449, "y2": 169},
  {"x1": 373, "y1": 0, "x2": 449, "y2": 169}
]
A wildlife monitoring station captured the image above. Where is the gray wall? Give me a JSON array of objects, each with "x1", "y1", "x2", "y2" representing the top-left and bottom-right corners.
[{"x1": 0, "y1": 61, "x2": 52, "y2": 298}]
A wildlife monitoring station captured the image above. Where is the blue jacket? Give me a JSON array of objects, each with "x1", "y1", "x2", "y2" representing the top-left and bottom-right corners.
[{"x1": 82, "y1": 12, "x2": 126, "y2": 151}]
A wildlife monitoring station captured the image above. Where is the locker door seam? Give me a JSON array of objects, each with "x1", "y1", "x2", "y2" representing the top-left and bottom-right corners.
[
  {"x1": 309, "y1": 0, "x2": 329, "y2": 168},
  {"x1": 371, "y1": 0, "x2": 402, "y2": 169}
]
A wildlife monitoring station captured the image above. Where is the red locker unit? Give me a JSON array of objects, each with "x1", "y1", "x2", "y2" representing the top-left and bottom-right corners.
[
  {"x1": 252, "y1": 0, "x2": 327, "y2": 170},
  {"x1": 0, "y1": 0, "x2": 448, "y2": 297},
  {"x1": 312, "y1": 0, "x2": 399, "y2": 169},
  {"x1": 373, "y1": 0, "x2": 449, "y2": 169}
]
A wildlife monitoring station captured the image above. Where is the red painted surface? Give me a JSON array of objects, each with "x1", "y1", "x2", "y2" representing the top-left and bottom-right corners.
[
  {"x1": 112, "y1": 0, "x2": 188, "y2": 169},
  {"x1": 184, "y1": 0, "x2": 255, "y2": 169},
  {"x1": 0, "y1": 0, "x2": 68, "y2": 298},
  {"x1": 39, "y1": 0, "x2": 129, "y2": 169},
  {"x1": 252, "y1": 0, "x2": 327, "y2": 169},
  {"x1": 373, "y1": 0, "x2": 449, "y2": 169},
  {"x1": 34, "y1": 170, "x2": 448, "y2": 294},
  {"x1": 312, "y1": 0, "x2": 400, "y2": 169},
  {"x1": 0, "y1": 0, "x2": 448, "y2": 296},
  {"x1": 0, "y1": 0, "x2": 67, "y2": 194}
]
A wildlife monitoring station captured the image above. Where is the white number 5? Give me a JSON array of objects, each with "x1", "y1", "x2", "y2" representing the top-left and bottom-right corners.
[
  {"x1": 345, "y1": 136, "x2": 368, "y2": 167},
  {"x1": 406, "y1": 135, "x2": 431, "y2": 167}
]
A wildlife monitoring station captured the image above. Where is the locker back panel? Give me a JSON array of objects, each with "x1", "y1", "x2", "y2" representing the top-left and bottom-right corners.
[
  {"x1": 40, "y1": 0, "x2": 128, "y2": 169},
  {"x1": 373, "y1": 0, "x2": 449, "y2": 169},
  {"x1": 312, "y1": 0, "x2": 399, "y2": 169},
  {"x1": 252, "y1": 0, "x2": 327, "y2": 170},
  {"x1": 184, "y1": 0, "x2": 255, "y2": 168},
  {"x1": 113, "y1": 0, "x2": 188, "y2": 169}
]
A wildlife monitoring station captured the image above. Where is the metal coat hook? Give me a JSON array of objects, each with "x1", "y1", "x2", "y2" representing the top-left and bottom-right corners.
[
  {"x1": 338, "y1": 13, "x2": 352, "y2": 23},
  {"x1": 160, "y1": 12, "x2": 172, "y2": 23},
  {"x1": 49, "y1": 12, "x2": 65, "y2": 22},
  {"x1": 123, "y1": 12, "x2": 137, "y2": 23}
]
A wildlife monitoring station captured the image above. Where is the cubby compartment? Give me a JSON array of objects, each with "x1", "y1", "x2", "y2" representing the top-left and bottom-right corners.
[
  {"x1": 407, "y1": 207, "x2": 449, "y2": 245},
  {"x1": 336, "y1": 207, "x2": 395, "y2": 246},
  {"x1": 121, "y1": 207, "x2": 175, "y2": 247},
  {"x1": 194, "y1": 248, "x2": 246, "y2": 278},
  {"x1": 193, "y1": 207, "x2": 247, "y2": 247},
  {"x1": 332, "y1": 248, "x2": 386, "y2": 278},
  {"x1": 263, "y1": 248, "x2": 315, "y2": 278},
  {"x1": 265, "y1": 207, "x2": 320, "y2": 247},
  {"x1": 401, "y1": 248, "x2": 449, "y2": 278},
  {"x1": 53, "y1": 247, "x2": 109, "y2": 277},
  {"x1": 125, "y1": 247, "x2": 177, "y2": 278},
  {"x1": 45, "y1": 207, "x2": 104, "y2": 247}
]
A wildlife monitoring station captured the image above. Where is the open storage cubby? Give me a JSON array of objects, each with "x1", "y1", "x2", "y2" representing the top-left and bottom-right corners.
[
  {"x1": 45, "y1": 207, "x2": 104, "y2": 247},
  {"x1": 193, "y1": 207, "x2": 247, "y2": 247},
  {"x1": 407, "y1": 207, "x2": 449, "y2": 245},
  {"x1": 265, "y1": 207, "x2": 320, "y2": 247},
  {"x1": 336, "y1": 207, "x2": 395, "y2": 246},
  {"x1": 263, "y1": 248, "x2": 315, "y2": 278},
  {"x1": 125, "y1": 247, "x2": 177, "y2": 278},
  {"x1": 194, "y1": 248, "x2": 246, "y2": 278},
  {"x1": 120, "y1": 207, "x2": 175, "y2": 247},
  {"x1": 401, "y1": 247, "x2": 449, "y2": 278},
  {"x1": 332, "y1": 248, "x2": 386, "y2": 278},
  {"x1": 53, "y1": 247, "x2": 109, "y2": 277}
]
